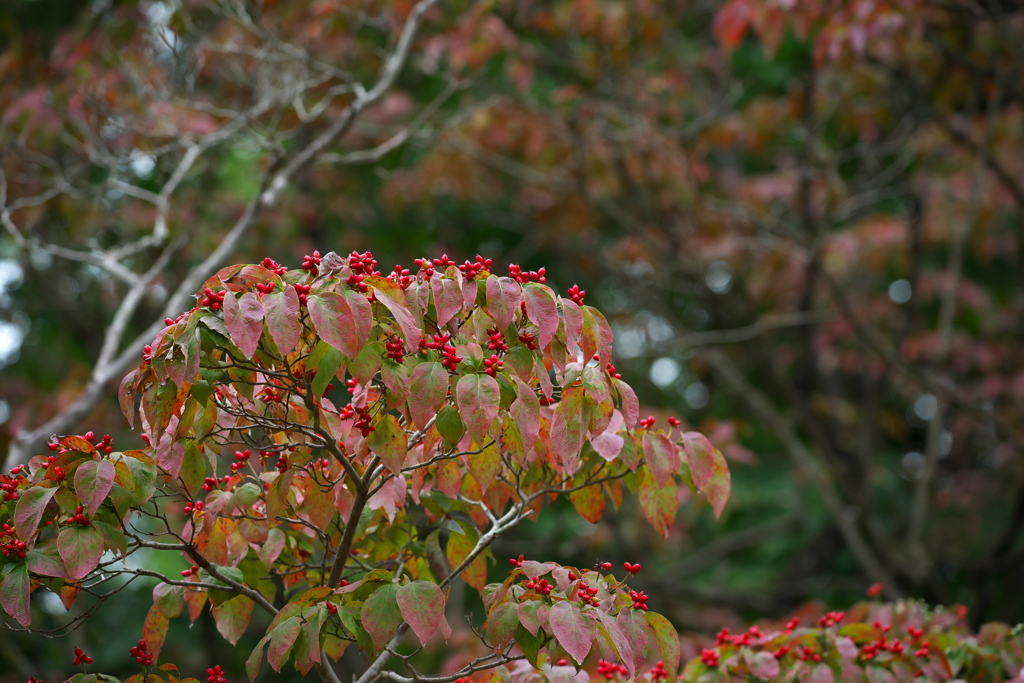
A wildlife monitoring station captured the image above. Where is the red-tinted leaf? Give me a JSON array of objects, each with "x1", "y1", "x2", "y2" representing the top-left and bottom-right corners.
[
  {"x1": 74, "y1": 460, "x2": 115, "y2": 518},
  {"x1": 559, "y1": 298, "x2": 584, "y2": 353},
  {"x1": 522, "y1": 283, "x2": 559, "y2": 348},
  {"x1": 267, "y1": 616, "x2": 302, "y2": 671},
  {"x1": 367, "y1": 414, "x2": 408, "y2": 474},
  {"x1": 485, "y1": 275, "x2": 523, "y2": 331},
  {"x1": 14, "y1": 485, "x2": 56, "y2": 544},
  {"x1": 550, "y1": 385, "x2": 587, "y2": 471},
  {"x1": 638, "y1": 469, "x2": 679, "y2": 539},
  {"x1": 646, "y1": 611, "x2": 680, "y2": 680},
  {"x1": 26, "y1": 540, "x2": 69, "y2": 578},
  {"x1": 714, "y1": 0, "x2": 754, "y2": 49},
  {"x1": 457, "y1": 373, "x2": 500, "y2": 444},
  {"x1": 263, "y1": 288, "x2": 302, "y2": 354},
  {"x1": 119, "y1": 370, "x2": 138, "y2": 428},
  {"x1": 569, "y1": 483, "x2": 605, "y2": 524},
  {"x1": 643, "y1": 433, "x2": 680, "y2": 489},
  {"x1": 308, "y1": 292, "x2": 371, "y2": 358},
  {"x1": 0, "y1": 564, "x2": 31, "y2": 627},
  {"x1": 549, "y1": 601, "x2": 597, "y2": 665},
  {"x1": 616, "y1": 608, "x2": 649, "y2": 674},
  {"x1": 810, "y1": 664, "x2": 836, "y2": 683},
  {"x1": 613, "y1": 378, "x2": 639, "y2": 430},
  {"x1": 213, "y1": 595, "x2": 254, "y2": 645},
  {"x1": 361, "y1": 583, "x2": 402, "y2": 654},
  {"x1": 143, "y1": 603, "x2": 170, "y2": 660},
  {"x1": 367, "y1": 275, "x2": 422, "y2": 347},
  {"x1": 224, "y1": 291, "x2": 265, "y2": 359},
  {"x1": 484, "y1": 602, "x2": 519, "y2": 651},
  {"x1": 58, "y1": 525, "x2": 104, "y2": 580},
  {"x1": 154, "y1": 582, "x2": 184, "y2": 619},
  {"x1": 367, "y1": 475, "x2": 406, "y2": 523},
  {"x1": 381, "y1": 360, "x2": 410, "y2": 407},
  {"x1": 431, "y1": 276, "x2": 464, "y2": 327},
  {"x1": 396, "y1": 581, "x2": 446, "y2": 646},
  {"x1": 596, "y1": 611, "x2": 635, "y2": 678},
  {"x1": 580, "y1": 306, "x2": 614, "y2": 364},
  {"x1": 681, "y1": 432, "x2": 731, "y2": 517},
  {"x1": 511, "y1": 377, "x2": 541, "y2": 453},
  {"x1": 409, "y1": 362, "x2": 449, "y2": 428}
]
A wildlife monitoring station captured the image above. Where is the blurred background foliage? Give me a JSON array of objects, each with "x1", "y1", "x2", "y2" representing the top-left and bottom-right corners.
[{"x1": 2, "y1": 0, "x2": 1024, "y2": 680}]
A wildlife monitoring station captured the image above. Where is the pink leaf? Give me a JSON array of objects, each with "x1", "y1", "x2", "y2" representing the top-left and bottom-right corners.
[
  {"x1": 58, "y1": 524, "x2": 104, "y2": 580},
  {"x1": 213, "y1": 595, "x2": 255, "y2": 645},
  {"x1": 456, "y1": 374, "x2": 500, "y2": 444},
  {"x1": 74, "y1": 460, "x2": 115, "y2": 518},
  {"x1": 367, "y1": 476, "x2": 407, "y2": 523},
  {"x1": 263, "y1": 288, "x2": 302, "y2": 354},
  {"x1": 522, "y1": 283, "x2": 559, "y2": 349},
  {"x1": 548, "y1": 601, "x2": 597, "y2": 665},
  {"x1": 616, "y1": 608, "x2": 649, "y2": 674},
  {"x1": 484, "y1": 602, "x2": 519, "y2": 651},
  {"x1": 430, "y1": 276, "x2": 464, "y2": 327},
  {"x1": 681, "y1": 432, "x2": 731, "y2": 518},
  {"x1": 367, "y1": 275, "x2": 422, "y2": 347},
  {"x1": 485, "y1": 275, "x2": 523, "y2": 331},
  {"x1": 361, "y1": 584, "x2": 402, "y2": 654},
  {"x1": 408, "y1": 362, "x2": 449, "y2": 428},
  {"x1": 308, "y1": 292, "x2": 372, "y2": 358},
  {"x1": 14, "y1": 485, "x2": 56, "y2": 544},
  {"x1": 267, "y1": 616, "x2": 302, "y2": 671},
  {"x1": 396, "y1": 581, "x2": 446, "y2": 646},
  {"x1": 511, "y1": 377, "x2": 541, "y2": 453},
  {"x1": 643, "y1": 433, "x2": 680, "y2": 488},
  {"x1": 559, "y1": 298, "x2": 584, "y2": 354},
  {"x1": 591, "y1": 410, "x2": 625, "y2": 461},
  {"x1": 613, "y1": 378, "x2": 639, "y2": 430},
  {"x1": 745, "y1": 650, "x2": 780, "y2": 681},
  {"x1": 224, "y1": 291, "x2": 265, "y2": 359},
  {"x1": 550, "y1": 386, "x2": 587, "y2": 471}
]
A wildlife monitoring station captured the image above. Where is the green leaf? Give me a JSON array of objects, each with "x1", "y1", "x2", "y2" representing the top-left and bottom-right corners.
[
  {"x1": 456, "y1": 373, "x2": 500, "y2": 444},
  {"x1": 396, "y1": 580, "x2": 446, "y2": 646},
  {"x1": 360, "y1": 583, "x2": 402, "y2": 655},
  {"x1": 367, "y1": 414, "x2": 408, "y2": 474},
  {"x1": 74, "y1": 460, "x2": 116, "y2": 519},
  {"x1": 549, "y1": 600, "x2": 597, "y2": 665},
  {"x1": 484, "y1": 602, "x2": 519, "y2": 651},
  {"x1": 436, "y1": 405, "x2": 466, "y2": 445},
  {"x1": 516, "y1": 623, "x2": 543, "y2": 667},
  {"x1": 92, "y1": 519, "x2": 128, "y2": 559},
  {"x1": 212, "y1": 594, "x2": 254, "y2": 645},
  {"x1": 646, "y1": 611, "x2": 680, "y2": 681},
  {"x1": 58, "y1": 524, "x2": 104, "y2": 580},
  {"x1": 26, "y1": 539, "x2": 69, "y2": 578},
  {"x1": 293, "y1": 606, "x2": 326, "y2": 675},
  {"x1": 246, "y1": 635, "x2": 272, "y2": 683},
  {"x1": 313, "y1": 346, "x2": 345, "y2": 398},
  {"x1": 267, "y1": 616, "x2": 302, "y2": 672},
  {"x1": 14, "y1": 485, "x2": 56, "y2": 543},
  {"x1": 408, "y1": 362, "x2": 449, "y2": 429}
]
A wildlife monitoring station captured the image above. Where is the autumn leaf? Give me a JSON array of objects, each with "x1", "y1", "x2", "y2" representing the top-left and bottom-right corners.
[
  {"x1": 548, "y1": 600, "x2": 597, "y2": 665},
  {"x1": 396, "y1": 581, "x2": 446, "y2": 646}
]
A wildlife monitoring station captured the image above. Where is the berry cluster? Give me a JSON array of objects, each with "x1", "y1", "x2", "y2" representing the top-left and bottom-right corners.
[
  {"x1": 259, "y1": 387, "x2": 281, "y2": 403},
  {"x1": 667, "y1": 416, "x2": 681, "y2": 427},
  {"x1": 202, "y1": 476, "x2": 227, "y2": 492},
  {"x1": 700, "y1": 648, "x2": 720, "y2": 667},
  {"x1": 799, "y1": 646, "x2": 823, "y2": 662},
  {"x1": 183, "y1": 500, "x2": 204, "y2": 515},
  {"x1": 294, "y1": 283, "x2": 311, "y2": 305},
  {"x1": 819, "y1": 610, "x2": 845, "y2": 628},
  {"x1": 385, "y1": 337, "x2": 405, "y2": 363},
  {"x1": 1, "y1": 524, "x2": 27, "y2": 559},
  {"x1": 347, "y1": 250, "x2": 378, "y2": 275},
  {"x1": 458, "y1": 255, "x2": 492, "y2": 280},
  {"x1": 142, "y1": 344, "x2": 153, "y2": 365},
  {"x1": 73, "y1": 648, "x2": 94, "y2": 665},
  {"x1": 623, "y1": 561, "x2": 641, "y2": 574},
  {"x1": 486, "y1": 327, "x2": 508, "y2": 352},
  {"x1": 199, "y1": 288, "x2": 226, "y2": 311},
  {"x1": 206, "y1": 665, "x2": 228, "y2": 683},
  {"x1": 67, "y1": 505, "x2": 91, "y2": 526},
  {"x1": 230, "y1": 449, "x2": 253, "y2": 472},
  {"x1": 389, "y1": 264, "x2": 412, "y2": 290},
  {"x1": 128, "y1": 639, "x2": 154, "y2": 666},
  {"x1": 598, "y1": 659, "x2": 629, "y2": 680},
  {"x1": 507, "y1": 264, "x2": 547, "y2": 284},
  {"x1": 325, "y1": 602, "x2": 338, "y2": 614},
  {"x1": 507, "y1": 554, "x2": 525, "y2": 568},
  {"x1": 440, "y1": 342, "x2": 462, "y2": 373},
  {"x1": 255, "y1": 281, "x2": 275, "y2": 295},
  {"x1": 1, "y1": 466, "x2": 25, "y2": 501},
  {"x1": 260, "y1": 257, "x2": 288, "y2": 275},
  {"x1": 339, "y1": 403, "x2": 374, "y2": 437},
  {"x1": 180, "y1": 564, "x2": 200, "y2": 578},
  {"x1": 301, "y1": 251, "x2": 322, "y2": 276},
  {"x1": 164, "y1": 311, "x2": 188, "y2": 326},
  {"x1": 629, "y1": 590, "x2": 649, "y2": 611},
  {"x1": 39, "y1": 455, "x2": 66, "y2": 481},
  {"x1": 576, "y1": 579, "x2": 601, "y2": 607},
  {"x1": 518, "y1": 332, "x2": 538, "y2": 350},
  {"x1": 639, "y1": 415, "x2": 656, "y2": 429},
  {"x1": 649, "y1": 661, "x2": 668, "y2": 680},
  {"x1": 483, "y1": 354, "x2": 503, "y2": 377},
  {"x1": 524, "y1": 577, "x2": 553, "y2": 595},
  {"x1": 567, "y1": 284, "x2": 586, "y2": 305}
]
